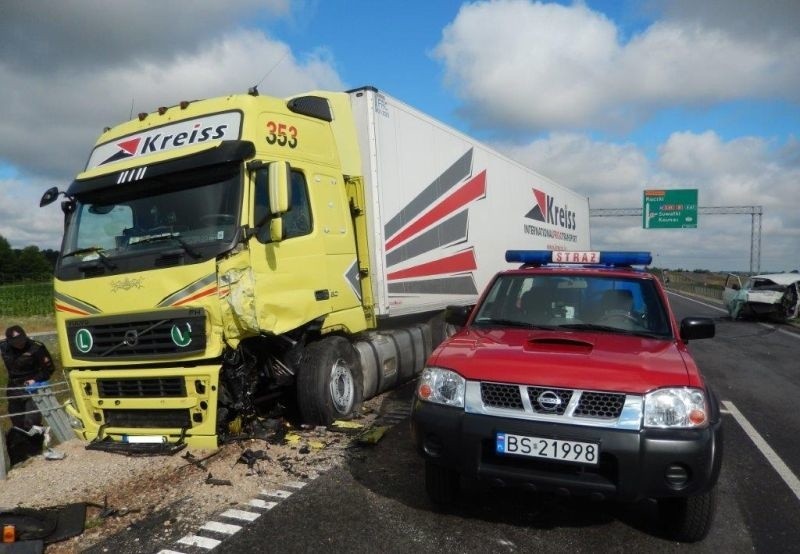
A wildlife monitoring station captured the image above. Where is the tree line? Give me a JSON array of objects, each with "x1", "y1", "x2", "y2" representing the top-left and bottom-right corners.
[{"x1": 0, "y1": 234, "x2": 58, "y2": 284}]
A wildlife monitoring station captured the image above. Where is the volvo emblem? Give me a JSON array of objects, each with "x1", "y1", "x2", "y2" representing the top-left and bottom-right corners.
[
  {"x1": 537, "y1": 391, "x2": 562, "y2": 411},
  {"x1": 124, "y1": 330, "x2": 139, "y2": 347}
]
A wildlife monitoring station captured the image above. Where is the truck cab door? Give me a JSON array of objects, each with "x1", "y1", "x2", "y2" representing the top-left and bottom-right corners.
[{"x1": 249, "y1": 165, "x2": 329, "y2": 334}]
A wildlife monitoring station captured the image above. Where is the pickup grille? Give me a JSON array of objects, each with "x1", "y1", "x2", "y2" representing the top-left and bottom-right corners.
[
  {"x1": 481, "y1": 382, "x2": 524, "y2": 409},
  {"x1": 66, "y1": 308, "x2": 206, "y2": 360},
  {"x1": 574, "y1": 391, "x2": 626, "y2": 419},
  {"x1": 479, "y1": 381, "x2": 628, "y2": 421},
  {"x1": 98, "y1": 378, "x2": 186, "y2": 398}
]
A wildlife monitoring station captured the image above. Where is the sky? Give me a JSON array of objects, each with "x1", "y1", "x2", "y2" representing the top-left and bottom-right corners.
[{"x1": 1, "y1": 0, "x2": 799, "y2": 273}]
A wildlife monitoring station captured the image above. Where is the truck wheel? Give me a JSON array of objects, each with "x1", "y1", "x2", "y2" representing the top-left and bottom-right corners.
[
  {"x1": 658, "y1": 488, "x2": 716, "y2": 542},
  {"x1": 297, "y1": 336, "x2": 364, "y2": 425},
  {"x1": 425, "y1": 461, "x2": 459, "y2": 505}
]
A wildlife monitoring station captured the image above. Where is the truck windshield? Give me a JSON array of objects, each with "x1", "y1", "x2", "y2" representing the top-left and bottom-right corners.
[{"x1": 60, "y1": 163, "x2": 242, "y2": 271}]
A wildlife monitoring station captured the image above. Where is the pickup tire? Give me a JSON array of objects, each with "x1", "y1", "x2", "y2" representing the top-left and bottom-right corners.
[
  {"x1": 296, "y1": 336, "x2": 363, "y2": 425},
  {"x1": 425, "y1": 461, "x2": 459, "y2": 505},
  {"x1": 658, "y1": 488, "x2": 716, "y2": 543}
]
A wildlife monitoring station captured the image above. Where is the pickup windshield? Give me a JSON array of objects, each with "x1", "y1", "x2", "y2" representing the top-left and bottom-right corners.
[
  {"x1": 59, "y1": 163, "x2": 242, "y2": 272},
  {"x1": 472, "y1": 273, "x2": 672, "y2": 338}
]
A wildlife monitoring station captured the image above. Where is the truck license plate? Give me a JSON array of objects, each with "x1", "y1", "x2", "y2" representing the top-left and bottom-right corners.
[{"x1": 496, "y1": 432, "x2": 599, "y2": 465}]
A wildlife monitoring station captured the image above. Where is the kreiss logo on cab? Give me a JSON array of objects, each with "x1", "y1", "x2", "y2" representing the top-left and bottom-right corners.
[
  {"x1": 525, "y1": 188, "x2": 577, "y2": 230},
  {"x1": 87, "y1": 111, "x2": 242, "y2": 170}
]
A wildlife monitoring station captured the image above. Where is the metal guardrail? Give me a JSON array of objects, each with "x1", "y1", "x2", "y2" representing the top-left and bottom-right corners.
[{"x1": 1, "y1": 381, "x2": 72, "y2": 479}]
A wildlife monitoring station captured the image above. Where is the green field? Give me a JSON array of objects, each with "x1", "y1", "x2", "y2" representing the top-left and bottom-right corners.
[{"x1": 0, "y1": 280, "x2": 54, "y2": 318}]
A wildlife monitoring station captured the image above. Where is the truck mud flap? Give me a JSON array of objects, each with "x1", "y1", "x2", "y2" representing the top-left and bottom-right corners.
[{"x1": 86, "y1": 436, "x2": 187, "y2": 456}]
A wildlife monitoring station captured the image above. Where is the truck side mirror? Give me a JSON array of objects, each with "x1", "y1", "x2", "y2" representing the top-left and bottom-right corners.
[
  {"x1": 269, "y1": 218, "x2": 284, "y2": 243},
  {"x1": 445, "y1": 305, "x2": 472, "y2": 327},
  {"x1": 40, "y1": 187, "x2": 60, "y2": 207},
  {"x1": 268, "y1": 161, "x2": 291, "y2": 215}
]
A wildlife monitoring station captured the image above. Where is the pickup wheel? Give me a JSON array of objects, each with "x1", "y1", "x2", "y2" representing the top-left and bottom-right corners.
[
  {"x1": 296, "y1": 336, "x2": 363, "y2": 425},
  {"x1": 425, "y1": 461, "x2": 459, "y2": 505},
  {"x1": 658, "y1": 488, "x2": 716, "y2": 543}
]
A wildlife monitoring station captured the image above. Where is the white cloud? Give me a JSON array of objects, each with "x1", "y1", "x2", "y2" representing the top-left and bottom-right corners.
[
  {"x1": 0, "y1": 4, "x2": 342, "y2": 250},
  {"x1": 434, "y1": 0, "x2": 800, "y2": 131}
]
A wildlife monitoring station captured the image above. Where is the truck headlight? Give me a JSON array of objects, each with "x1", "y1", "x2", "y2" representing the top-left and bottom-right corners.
[
  {"x1": 644, "y1": 387, "x2": 708, "y2": 428},
  {"x1": 416, "y1": 367, "x2": 465, "y2": 408}
]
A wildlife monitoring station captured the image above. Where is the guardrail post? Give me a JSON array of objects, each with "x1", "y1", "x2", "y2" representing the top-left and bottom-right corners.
[
  {"x1": 31, "y1": 387, "x2": 73, "y2": 444},
  {"x1": 1, "y1": 427, "x2": 9, "y2": 480}
]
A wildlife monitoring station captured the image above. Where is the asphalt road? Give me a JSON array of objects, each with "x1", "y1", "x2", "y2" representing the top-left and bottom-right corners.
[{"x1": 91, "y1": 293, "x2": 800, "y2": 553}]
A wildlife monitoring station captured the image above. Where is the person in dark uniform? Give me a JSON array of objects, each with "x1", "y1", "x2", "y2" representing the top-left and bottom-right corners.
[{"x1": 2, "y1": 325, "x2": 55, "y2": 464}]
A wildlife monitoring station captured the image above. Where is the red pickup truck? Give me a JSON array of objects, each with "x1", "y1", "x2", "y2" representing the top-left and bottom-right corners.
[{"x1": 411, "y1": 250, "x2": 721, "y2": 542}]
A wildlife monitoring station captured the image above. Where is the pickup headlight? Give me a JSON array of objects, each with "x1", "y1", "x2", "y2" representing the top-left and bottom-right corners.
[
  {"x1": 416, "y1": 367, "x2": 466, "y2": 408},
  {"x1": 644, "y1": 387, "x2": 708, "y2": 428}
]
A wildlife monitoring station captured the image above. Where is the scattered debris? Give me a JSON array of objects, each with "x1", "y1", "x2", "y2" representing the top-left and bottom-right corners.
[
  {"x1": 354, "y1": 425, "x2": 390, "y2": 446},
  {"x1": 43, "y1": 448, "x2": 66, "y2": 461},
  {"x1": 328, "y1": 420, "x2": 365, "y2": 434},
  {"x1": 204, "y1": 473, "x2": 233, "y2": 487}
]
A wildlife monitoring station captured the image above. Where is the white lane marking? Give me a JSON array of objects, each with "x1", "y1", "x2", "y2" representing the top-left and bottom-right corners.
[
  {"x1": 220, "y1": 508, "x2": 261, "y2": 522},
  {"x1": 667, "y1": 290, "x2": 727, "y2": 313},
  {"x1": 283, "y1": 480, "x2": 308, "y2": 489},
  {"x1": 248, "y1": 498, "x2": 278, "y2": 510},
  {"x1": 723, "y1": 401, "x2": 800, "y2": 502},
  {"x1": 157, "y1": 551, "x2": 187, "y2": 554},
  {"x1": 177, "y1": 535, "x2": 221, "y2": 549},
  {"x1": 260, "y1": 488, "x2": 293, "y2": 499},
  {"x1": 200, "y1": 521, "x2": 242, "y2": 535}
]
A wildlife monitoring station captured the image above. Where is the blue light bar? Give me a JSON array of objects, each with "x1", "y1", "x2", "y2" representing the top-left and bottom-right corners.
[{"x1": 505, "y1": 250, "x2": 652, "y2": 266}]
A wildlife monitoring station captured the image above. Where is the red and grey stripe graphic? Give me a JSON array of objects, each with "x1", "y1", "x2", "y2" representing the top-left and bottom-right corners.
[
  {"x1": 157, "y1": 274, "x2": 218, "y2": 307},
  {"x1": 54, "y1": 292, "x2": 102, "y2": 316},
  {"x1": 384, "y1": 149, "x2": 486, "y2": 296}
]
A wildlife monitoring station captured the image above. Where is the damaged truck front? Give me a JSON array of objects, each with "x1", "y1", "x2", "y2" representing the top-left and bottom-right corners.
[{"x1": 41, "y1": 87, "x2": 591, "y2": 452}]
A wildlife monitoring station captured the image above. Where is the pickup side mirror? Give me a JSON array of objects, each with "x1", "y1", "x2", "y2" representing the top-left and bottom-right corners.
[
  {"x1": 445, "y1": 305, "x2": 472, "y2": 327},
  {"x1": 268, "y1": 161, "x2": 291, "y2": 215},
  {"x1": 680, "y1": 317, "x2": 715, "y2": 342}
]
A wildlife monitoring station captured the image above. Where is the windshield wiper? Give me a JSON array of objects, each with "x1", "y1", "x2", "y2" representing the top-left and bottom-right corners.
[
  {"x1": 474, "y1": 318, "x2": 557, "y2": 330},
  {"x1": 557, "y1": 323, "x2": 668, "y2": 339},
  {"x1": 132, "y1": 234, "x2": 202, "y2": 259},
  {"x1": 61, "y1": 246, "x2": 117, "y2": 269}
]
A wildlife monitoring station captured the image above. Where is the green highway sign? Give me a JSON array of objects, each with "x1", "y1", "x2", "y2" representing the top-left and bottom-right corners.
[{"x1": 643, "y1": 189, "x2": 698, "y2": 229}]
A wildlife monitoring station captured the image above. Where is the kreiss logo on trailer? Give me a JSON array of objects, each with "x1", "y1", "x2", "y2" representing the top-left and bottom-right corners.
[
  {"x1": 525, "y1": 188, "x2": 577, "y2": 230},
  {"x1": 86, "y1": 111, "x2": 242, "y2": 170}
]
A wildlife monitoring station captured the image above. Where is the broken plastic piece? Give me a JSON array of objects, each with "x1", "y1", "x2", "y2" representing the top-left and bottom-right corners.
[
  {"x1": 205, "y1": 473, "x2": 233, "y2": 486},
  {"x1": 356, "y1": 425, "x2": 390, "y2": 446},
  {"x1": 44, "y1": 449, "x2": 66, "y2": 461}
]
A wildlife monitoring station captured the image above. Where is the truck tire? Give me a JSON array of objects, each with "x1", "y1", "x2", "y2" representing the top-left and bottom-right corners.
[
  {"x1": 425, "y1": 461, "x2": 459, "y2": 505},
  {"x1": 297, "y1": 336, "x2": 364, "y2": 425},
  {"x1": 658, "y1": 488, "x2": 716, "y2": 543}
]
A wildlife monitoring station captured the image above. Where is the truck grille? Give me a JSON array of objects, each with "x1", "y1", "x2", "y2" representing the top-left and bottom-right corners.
[
  {"x1": 478, "y1": 381, "x2": 628, "y2": 421},
  {"x1": 103, "y1": 409, "x2": 191, "y2": 429},
  {"x1": 66, "y1": 308, "x2": 206, "y2": 360},
  {"x1": 98, "y1": 378, "x2": 186, "y2": 398}
]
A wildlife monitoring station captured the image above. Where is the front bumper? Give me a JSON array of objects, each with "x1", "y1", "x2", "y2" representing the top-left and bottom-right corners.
[
  {"x1": 412, "y1": 398, "x2": 722, "y2": 502},
  {"x1": 66, "y1": 365, "x2": 222, "y2": 451}
]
